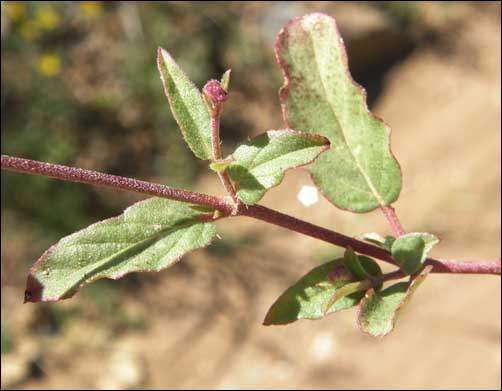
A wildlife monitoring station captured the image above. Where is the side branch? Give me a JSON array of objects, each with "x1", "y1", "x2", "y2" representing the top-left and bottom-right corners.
[
  {"x1": 210, "y1": 110, "x2": 238, "y2": 200},
  {"x1": 380, "y1": 205, "x2": 405, "y2": 237},
  {"x1": 1, "y1": 155, "x2": 234, "y2": 215}
]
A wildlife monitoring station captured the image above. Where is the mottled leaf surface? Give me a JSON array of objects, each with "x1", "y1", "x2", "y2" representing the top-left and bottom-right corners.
[
  {"x1": 276, "y1": 13, "x2": 402, "y2": 212},
  {"x1": 25, "y1": 198, "x2": 216, "y2": 302},
  {"x1": 157, "y1": 47, "x2": 212, "y2": 160},
  {"x1": 391, "y1": 232, "x2": 439, "y2": 275},
  {"x1": 263, "y1": 259, "x2": 364, "y2": 325},
  {"x1": 227, "y1": 130, "x2": 329, "y2": 205},
  {"x1": 357, "y1": 266, "x2": 432, "y2": 337}
]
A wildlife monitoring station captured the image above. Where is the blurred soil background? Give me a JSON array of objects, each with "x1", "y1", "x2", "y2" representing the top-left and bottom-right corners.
[{"x1": 1, "y1": 1, "x2": 500, "y2": 389}]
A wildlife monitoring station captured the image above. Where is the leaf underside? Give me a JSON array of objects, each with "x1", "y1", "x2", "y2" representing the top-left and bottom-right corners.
[
  {"x1": 227, "y1": 129, "x2": 329, "y2": 205},
  {"x1": 157, "y1": 47, "x2": 213, "y2": 160},
  {"x1": 25, "y1": 198, "x2": 216, "y2": 302},
  {"x1": 276, "y1": 13, "x2": 402, "y2": 213},
  {"x1": 264, "y1": 259, "x2": 365, "y2": 325}
]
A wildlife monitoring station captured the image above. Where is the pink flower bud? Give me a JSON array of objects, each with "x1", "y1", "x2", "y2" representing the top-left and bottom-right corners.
[{"x1": 203, "y1": 79, "x2": 228, "y2": 104}]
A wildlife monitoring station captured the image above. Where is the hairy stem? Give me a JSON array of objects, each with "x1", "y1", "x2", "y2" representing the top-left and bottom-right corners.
[
  {"x1": 380, "y1": 204, "x2": 406, "y2": 237},
  {"x1": 211, "y1": 108, "x2": 238, "y2": 201},
  {"x1": 1, "y1": 154, "x2": 235, "y2": 215},
  {"x1": 2, "y1": 154, "x2": 500, "y2": 276}
]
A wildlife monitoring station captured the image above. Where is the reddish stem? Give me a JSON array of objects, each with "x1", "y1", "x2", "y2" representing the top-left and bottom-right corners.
[
  {"x1": 1, "y1": 155, "x2": 234, "y2": 215},
  {"x1": 210, "y1": 107, "x2": 238, "y2": 201},
  {"x1": 380, "y1": 204, "x2": 406, "y2": 237},
  {"x1": 2, "y1": 154, "x2": 500, "y2": 276},
  {"x1": 425, "y1": 259, "x2": 501, "y2": 275}
]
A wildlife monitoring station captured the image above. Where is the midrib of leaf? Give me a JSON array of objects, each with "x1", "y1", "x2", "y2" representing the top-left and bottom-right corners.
[
  {"x1": 307, "y1": 31, "x2": 385, "y2": 206},
  {"x1": 170, "y1": 72, "x2": 212, "y2": 159},
  {"x1": 56, "y1": 220, "x2": 205, "y2": 295}
]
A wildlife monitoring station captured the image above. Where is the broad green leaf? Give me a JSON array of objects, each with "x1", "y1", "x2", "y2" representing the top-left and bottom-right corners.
[
  {"x1": 357, "y1": 266, "x2": 432, "y2": 337},
  {"x1": 276, "y1": 13, "x2": 402, "y2": 213},
  {"x1": 157, "y1": 47, "x2": 213, "y2": 160},
  {"x1": 343, "y1": 248, "x2": 382, "y2": 280},
  {"x1": 220, "y1": 69, "x2": 231, "y2": 92},
  {"x1": 391, "y1": 232, "x2": 439, "y2": 275},
  {"x1": 263, "y1": 259, "x2": 364, "y2": 325},
  {"x1": 360, "y1": 233, "x2": 396, "y2": 251},
  {"x1": 25, "y1": 198, "x2": 216, "y2": 302},
  {"x1": 227, "y1": 129, "x2": 329, "y2": 205}
]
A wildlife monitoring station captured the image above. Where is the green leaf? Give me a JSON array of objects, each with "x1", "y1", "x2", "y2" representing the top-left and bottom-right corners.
[
  {"x1": 24, "y1": 198, "x2": 216, "y2": 302},
  {"x1": 157, "y1": 47, "x2": 213, "y2": 160},
  {"x1": 263, "y1": 259, "x2": 364, "y2": 325},
  {"x1": 357, "y1": 266, "x2": 432, "y2": 337},
  {"x1": 220, "y1": 69, "x2": 231, "y2": 92},
  {"x1": 276, "y1": 13, "x2": 402, "y2": 213},
  {"x1": 343, "y1": 248, "x2": 382, "y2": 280},
  {"x1": 391, "y1": 232, "x2": 439, "y2": 275},
  {"x1": 323, "y1": 249, "x2": 382, "y2": 313},
  {"x1": 360, "y1": 233, "x2": 396, "y2": 251},
  {"x1": 209, "y1": 158, "x2": 234, "y2": 173},
  {"x1": 227, "y1": 129, "x2": 329, "y2": 205}
]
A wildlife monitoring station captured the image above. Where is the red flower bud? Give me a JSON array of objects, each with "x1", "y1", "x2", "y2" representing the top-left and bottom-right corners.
[{"x1": 203, "y1": 79, "x2": 228, "y2": 104}]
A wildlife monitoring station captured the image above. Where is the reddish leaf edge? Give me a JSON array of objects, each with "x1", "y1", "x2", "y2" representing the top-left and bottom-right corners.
[
  {"x1": 157, "y1": 47, "x2": 212, "y2": 160},
  {"x1": 25, "y1": 199, "x2": 216, "y2": 303},
  {"x1": 274, "y1": 13, "x2": 403, "y2": 214},
  {"x1": 228, "y1": 129, "x2": 330, "y2": 201},
  {"x1": 356, "y1": 265, "x2": 433, "y2": 337}
]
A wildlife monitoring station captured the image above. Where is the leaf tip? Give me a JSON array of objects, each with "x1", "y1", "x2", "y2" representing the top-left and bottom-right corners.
[{"x1": 24, "y1": 273, "x2": 43, "y2": 303}]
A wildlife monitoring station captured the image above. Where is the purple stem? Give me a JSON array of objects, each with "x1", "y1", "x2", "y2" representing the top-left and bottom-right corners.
[
  {"x1": 210, "y1": 107, "x2": 238, "y2": 201},
  {"x1": 2, "y1": 154, "x2": 500, "y2": 276},
  {"x1": 380, "y1": 204, "x2": 406, "y2": 237}
]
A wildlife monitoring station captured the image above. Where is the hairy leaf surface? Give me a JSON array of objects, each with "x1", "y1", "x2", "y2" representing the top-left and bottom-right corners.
[
  {"x1": 157, "y1": 47, "x2": 213, "y2": 160},
  {"x1": 276, "y1": 13, "x2": 402, "y2": 212},
  {"x1": 227, "y1": 130, "x2": 329, "y2": 205},
  {"x1": 357, "y1": 266, "x2": 432, "y2": 336},
  {"x1": 264, "y1": 259, "x2": 364, "y2": 325},
  {"x1": 391, "y1": 232, "x2": 439, "y2": 275},
  {"x1": 25, "y1": 198, "x2": 216, "y2": 302}
]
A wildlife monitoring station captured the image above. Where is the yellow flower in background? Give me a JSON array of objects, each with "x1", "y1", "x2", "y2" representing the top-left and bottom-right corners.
[
  {"x1": 80, "y1": 1, "x2": 103, "y2": 20},
  {"x1": 35, "y1": 6, "x2": 60, "y2": 30},
  {"x1": 20, "y1": 20, "x2": 40, "y2": 41},
  {"x1": 3, "y1": 1, "x2": 27, "y2": 22},
  {"x1": 38, "y1": 54, "x2": 61, "y2": 77}
]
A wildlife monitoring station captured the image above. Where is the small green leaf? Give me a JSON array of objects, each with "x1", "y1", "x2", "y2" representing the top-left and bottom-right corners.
[
  {"x1": 25, "y1": 198, "x2": 216, "y2": 302},
  {"x1": 157, "y1": 47, "x2": 213, "y2": 160},
  {"x1": 357, "y1": 266, "x2": 432, "y2": 337},
  {"x1": 344, "y1": 248, "x2": 382, "y2": 280},
  {"x1": 227, "y1": 129, "x2": 329, "y2": 205},
  {"x1": 324, "y1": 249, "x2": 382, "y2": 313},
  {"x1": 220, "y1": 69, "x2": 231, "y2": 92},
  {"x1": 209, "y1": 158, "x2": 234, "y2": 173},
  {"x1": 360, "y1": 233, "x2": 396, "y2": 251},
  {"x1": 263, "y1": 259, "x2": 363, "y2": 325},
  {"x1": 276, "y1": 13, "x2": 402, "y2": 213},
  {"x1": 391, "y1": 232, "x2": 439, "y2": 275}
]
